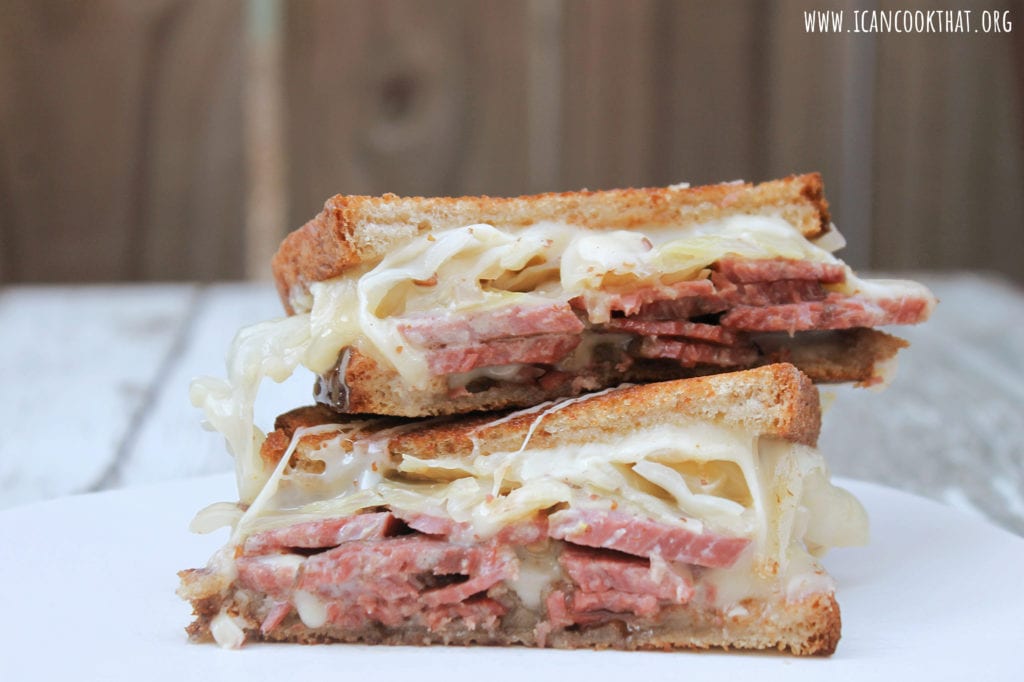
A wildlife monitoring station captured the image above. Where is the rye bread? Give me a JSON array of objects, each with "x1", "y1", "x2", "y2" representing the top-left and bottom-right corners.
[
  {"x1": 272, "y1": 174, "x2": 830, "y2": 313},
  {"x1": 260, "y1": 364, "x2": 821, "y2": 469}
]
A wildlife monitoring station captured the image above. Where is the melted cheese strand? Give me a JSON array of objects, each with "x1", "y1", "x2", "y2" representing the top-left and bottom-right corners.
[
  {"x1": 200, "y1": 414, "x2": 868, "y2": 601},
  {"x1": 230, "y1": 424, "x2": 344, "y2": 544},
  {"x1": 188, "y1": 214, "x2": 887, "y2": 504},
  {"x1": 489, "y1": 384, "x2": 632, "y2": 496}
]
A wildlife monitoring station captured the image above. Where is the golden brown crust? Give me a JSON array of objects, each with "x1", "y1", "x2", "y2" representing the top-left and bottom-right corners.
[
  {"x1": 323, "y1": 328, "x2": 902, "y2": 418},
  {"x1": 258, "y1": 404, "x2": 410, "y2": 469},
  {"x1": 394, "y1": 363, "x2": 820, "y2": 458},
  {"x1": 259, "y1": 364, "x2": 820, "y2": 468},
  {"x1": 271, "y1": 174, "x2": 831, "y2": 313}
]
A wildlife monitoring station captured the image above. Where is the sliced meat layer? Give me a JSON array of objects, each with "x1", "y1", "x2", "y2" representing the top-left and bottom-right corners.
[
  {"x1": 571, "y1": 590, "x2": 660, "y2": 618},
  {"x1": 391, "y1": 510, "x2": 548, "y2": 546},
  {"x1": 237, "y1": 554, "x2": 303, "y2": 598},
  {"x1": 398, "y1": 303, "x2": 583, "y2": 347},
  {"x1": 300, "y1": 536, "x2": 512, "y2": 629},
  {"x1": 496, "y1": 515, "x2": 549, "y2": 546},
  {"x1": 392, "y1": 512, "x2": 468, "y2": 538},
  {"x1": 572, "y1": 279, "x2": 716, "y2": 321},
  {"x1": 721, "y1": 292, "x2": 933, "y2": 332},
  {"x1": 603, "y1": 318, "x2": 738, "y2": 344},
  {"x1": 631, "y1": 295, "x2": 729, "y2": 321},
  {"x1": 426, "y1": 333, "x2": 581, "y2": 374},
  {"x1": 714, "y1": 257, "x2": 846, "y2": 284},
  {"x1": 634, "y1": 336, "x2": 760, "y2": 367},
  {"x1": 242, "y1": 512, "x2": 398, "y2": 556},
  {"x1": 548, "y1": 509, "x2": 750, "y2": 568},
  {"x1": 714, "y1": 277, "x2": 828, "y2": 307},
  {"x1": 222, "y1": 506, "x2": 767, "y2": 644},
  {"x1": 300, "y1": 536, "x2": 514, "y2": 608},
  {"x1": 580, "y1": 259, "x2": 843, "y2": 327},
  {"x1": 413, "y1": 597, "x2": 507, "y2": 633},
  {"x1": 559, "y1": 545, "x2": 694, "y2": 603},
  {"x1": 238, "y1": 531, "x2": 517, "y2": 635}
]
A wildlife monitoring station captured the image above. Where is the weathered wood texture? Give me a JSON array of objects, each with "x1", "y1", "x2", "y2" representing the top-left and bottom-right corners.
[
  {"x1": 0, "y1": 0, "x2": 246, "y2": 282},
  {"x1": 1, "y1": 1, "x2": 1021, "y2": 282},
  {"x1": 284, "y1": 0, "x2": 531, "y2": 222},
  {"x1": 872, "y1": 3, "x2": 1024, "y2": 278},
  {"x1": 0, "y1": 284, "x2": 196, "y2": 506}
]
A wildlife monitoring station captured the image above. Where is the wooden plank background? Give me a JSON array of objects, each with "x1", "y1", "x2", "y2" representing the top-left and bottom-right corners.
[{"x1": 1, "y1": 0, "x2": 1021, "y2": 284}]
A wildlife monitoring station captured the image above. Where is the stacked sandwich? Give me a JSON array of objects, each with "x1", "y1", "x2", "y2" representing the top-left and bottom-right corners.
[{"x1": 180, "y1": 174, "x2": 935, "y2": 655}]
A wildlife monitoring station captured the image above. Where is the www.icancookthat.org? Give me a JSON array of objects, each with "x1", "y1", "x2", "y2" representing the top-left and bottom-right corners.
[{"x1": 804, "y1": 9, "x2": 1012, "y2": 33}]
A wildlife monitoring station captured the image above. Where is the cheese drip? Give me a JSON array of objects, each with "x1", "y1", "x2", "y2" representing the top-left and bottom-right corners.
[
  {"x1": 194, "y1": 414, "x2": 868, "y2": 578},
  {"x1": 188, "y1": 215, "x2": 886, "y2": 501}
]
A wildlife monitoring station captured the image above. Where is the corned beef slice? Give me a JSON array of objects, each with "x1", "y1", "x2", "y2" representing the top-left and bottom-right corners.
[
  {"x1": 242, "y1": 512, "x2": 398, "y2": 555},
  {"x1": 634, "y1": 336, "x2": 761, "y2": 367},
  {"x1": 394, "y1": 257, "x2": 928, "y2": 377},
  {"x1": 604, "y1": 318, "x2": 738, "y2": 344},
  {"x1": 232, "y1": 509, "x2": 746, "y2": 634},
  {"x1": 425, "y1": 333, "x2": 581, "y2": 374},
  {"x1": 398, "y1": 303, "x2": 584, "y2": 347},
  {"x1": 721, "y1": 293, "x2": 933, "y2": 332},
  {"x1": 714, "y1": 257, "x2": 846, "y2": 283},
  {"x1": 548, "y1": 509, "x2": 750, "y2": 568},
  {"x1": 558, "y1": 544, "x2": 695, "y2": 603}
]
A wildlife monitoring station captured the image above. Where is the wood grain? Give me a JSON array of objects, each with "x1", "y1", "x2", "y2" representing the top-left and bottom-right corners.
[
  {"x1": 284, "y1": 0, "x2": 531, "y2": 228},
  {"x1": 653, "y1": 1, "x2": 767, "y2": 189},
  {"x1": 0, "y1": 2, "x2": 1021, "y2": 284},
  {"x1": 872, "y1": 4, "x2": 1024, "y2": 279},
  {"x1": 763, "y1": 0, "x2": 873, "y2": 268},
  {"x1": 558, "y1": 0, "x2": 662, "y2": 191},
  {"x1": 245, "y1": 0, "x2": 287, "y2": 281},
  {"x1": 0, "y1": 0, "x2": 246, "y2": 283}
]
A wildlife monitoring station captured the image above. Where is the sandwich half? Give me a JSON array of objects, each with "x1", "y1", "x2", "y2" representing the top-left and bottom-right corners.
[
  {"x1": 259, "y1": 173, "x2": 935, "y2": 417},
  {"x1": 180, "y1": 364, "x2": 867, "y2": 655}
]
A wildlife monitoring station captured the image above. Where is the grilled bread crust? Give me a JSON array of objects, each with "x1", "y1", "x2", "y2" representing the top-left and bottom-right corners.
[
  {"x1": 272, "y1": 173, "x2": 830, "y2": 313},
  {"x1": 260, "y1": 364, "x2": 821, "y2": 470}
]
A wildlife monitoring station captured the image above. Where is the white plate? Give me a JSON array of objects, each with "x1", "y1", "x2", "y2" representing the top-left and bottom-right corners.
[{"x1": 1, "y1": 475, "x2": 1022, "y2": 681}]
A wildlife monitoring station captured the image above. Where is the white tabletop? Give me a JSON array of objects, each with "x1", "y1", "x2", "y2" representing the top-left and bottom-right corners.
[{"x1": 1, "y1": 274, "x2": 1022, "y2": 535}]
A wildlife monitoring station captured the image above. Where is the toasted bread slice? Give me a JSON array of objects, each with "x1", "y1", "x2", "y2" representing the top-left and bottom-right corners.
[
  {"x1": 182, "y1": 366, "x2": 863, "y2": 655},
  {"x1": 251, "y1": 174, "x2": 933, "y2": 417},
  {"x1": 263, "y1": 363, "x2": 821, "y2": 470},
  {"x1": 273, "y1": 173, "x2": 830, "y2": 312}
]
